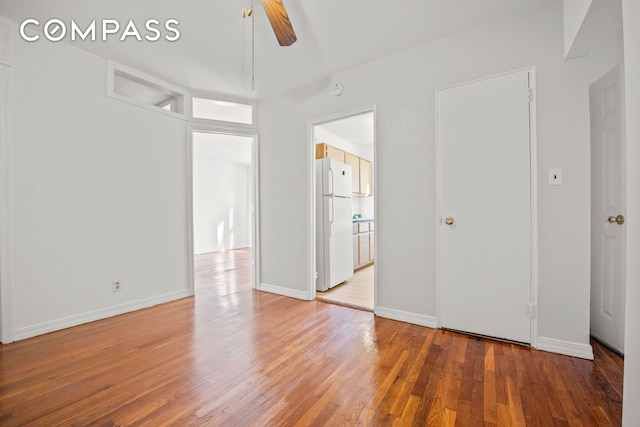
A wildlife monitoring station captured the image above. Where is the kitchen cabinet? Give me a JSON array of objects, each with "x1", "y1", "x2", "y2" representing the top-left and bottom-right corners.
[
  {"x1": 359, "y1": 233, "x2": 370, "y2": 265},
  {"x1": 359, "y1": 159, "x2": 372, "y2": 196},
  {"x1": 345, "y1": 152, "x2": 360, "y2": 194},
  {"x1": 316, "y1": 143, "x2": 344, "y2": 162},
  {"x1": 353, "y1": 220, "x2": 374, "y2": 270}
]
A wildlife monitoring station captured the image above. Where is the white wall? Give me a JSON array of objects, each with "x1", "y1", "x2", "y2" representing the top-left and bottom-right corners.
[
  {"x1": 193, "y1": 139, "x2": 250, "y2": 254},
  {"x1": 622, "y1": 1, "x2": 640, "y2": 424},
  {"x1": 8, "y1": 26, "x2": 191, "y2": 340},
  {"x1": 0, "y1": 14, "x2": 9, "y2": 65},
  {"x1": 585, "y1": 5, "x2": 624, "y2": 83},
  {"x1": 258, "y1": 2, "x2": 592, "y2": 353},
  {"x1": 563, "y1": 0, "x2": 593, "y2": 57}
]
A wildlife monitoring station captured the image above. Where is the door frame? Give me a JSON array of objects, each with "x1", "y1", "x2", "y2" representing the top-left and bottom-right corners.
[
  {"x1": 435, "y1": 67, "x2": 539, "y2": 347},
  {"x1": 307, "y1": 105, "x2": 377, "y2": 302},
  {"x1": 0, "y1": 65, "x2": 14, "y2": 343},
  {"x1": 187, "y1": 124, "x2": 261, "y2": 295}
]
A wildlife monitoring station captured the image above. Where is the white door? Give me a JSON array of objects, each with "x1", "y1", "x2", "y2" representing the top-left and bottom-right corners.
[
  {"x1": 438, "y1": 70, "x2": 533, "y2": 344},
  {"x1": 590, "y1": 64, "x2": 626, "y2": 353}
]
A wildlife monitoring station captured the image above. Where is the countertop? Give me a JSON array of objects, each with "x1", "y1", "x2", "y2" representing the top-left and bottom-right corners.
[{"x1": 352, "y1": 217, "x2": 374, "y2": 223}]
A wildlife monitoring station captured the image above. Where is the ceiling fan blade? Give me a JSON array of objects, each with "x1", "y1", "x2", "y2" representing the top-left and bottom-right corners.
[{"x1": 261, "y1": 0, "x2": 297, "y2": 46}]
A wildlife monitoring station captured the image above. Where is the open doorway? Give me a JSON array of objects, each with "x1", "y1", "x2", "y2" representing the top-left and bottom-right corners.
[
  {"x1": 190, "y1": 131, "x2": 258, "y2": 297},
  {"x1": 310, "y1": 107, "x2": 376, "y2": 311}
]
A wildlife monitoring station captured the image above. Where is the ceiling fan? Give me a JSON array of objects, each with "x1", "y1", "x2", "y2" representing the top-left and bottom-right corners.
[
  {"x1": 241, "y1": 0, "x2": 296, "y2": 90},
  {"x1": 243, "y1": 0, "x2": 297, "y2": 46},
  {"x1": 261, "y1": 0, "x2": 297, "y2": 46}
]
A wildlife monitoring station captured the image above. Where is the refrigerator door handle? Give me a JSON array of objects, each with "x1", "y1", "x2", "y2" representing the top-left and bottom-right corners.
[
  {"x1": 329, "y1": 196, "x2": 334, "y2": 237},
  {"x1": 328, "y1": 166, "x2": 334, "y2": 196}
]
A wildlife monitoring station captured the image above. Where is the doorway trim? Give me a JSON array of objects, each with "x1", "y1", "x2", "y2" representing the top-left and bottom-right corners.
[
  {"x1": 435, "y1": 67, "x2": 539, "y2": 348},
  {"x1": 307, "y1": 105, "x2": 377, "y2": 302},
  {"x1": 0, "y1": 65, "x2": 14, "y2": 343},
  {"x1": 187, "y1": 124, "x2": 261, "y2": 295}
]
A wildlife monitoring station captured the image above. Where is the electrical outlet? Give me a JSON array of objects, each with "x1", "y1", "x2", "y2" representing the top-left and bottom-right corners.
[{"x1": 112, "y1": 280, "x2": 122, "y2": 292}]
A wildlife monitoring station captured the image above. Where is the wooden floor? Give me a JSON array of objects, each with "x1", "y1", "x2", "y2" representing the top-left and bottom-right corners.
[
  {"x1": 316, "y1": 264, "x2": 374, "y2": 311},
  {"x1": 0, "y1": 249, "x2": 624, "y2": 426}
]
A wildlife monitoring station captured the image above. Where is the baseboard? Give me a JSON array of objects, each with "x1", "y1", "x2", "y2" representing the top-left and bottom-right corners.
[
  {"x1": 536, "y1": 336, "x2": 594, "y2": 360},
  {"x1": 375, "y1": 306, "x2": 439, "y2": 329},
  {"x1": 259, "y1": 283, "x2": 311, "y2": 301},
  {"x1": 13, "y1": 290, "x2": 192, "y2": 342},
  {"x1": 590, "y1": 332, "x2": 624, "y2": 356}
]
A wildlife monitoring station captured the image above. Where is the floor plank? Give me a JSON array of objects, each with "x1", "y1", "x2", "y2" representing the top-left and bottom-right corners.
[
  {"x1": 0, "y1": 249, "x2": 624, "y2": 425},
  {"x1": 316, "y1": 264, "x2": 374, "y2": 311}
]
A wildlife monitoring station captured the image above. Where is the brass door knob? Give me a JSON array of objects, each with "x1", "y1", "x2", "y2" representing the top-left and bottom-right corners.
[
  {"x1": 445, "y1": 217, "x2": 455, "y2": 225},
  {"x1": 608, "y1": 215, "x2": 625, "y2": 225}
]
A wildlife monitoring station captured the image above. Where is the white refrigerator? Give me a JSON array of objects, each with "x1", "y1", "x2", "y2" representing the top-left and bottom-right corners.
[{"x1": 316, "y1": 158, "x2": 354, "y2": 291}]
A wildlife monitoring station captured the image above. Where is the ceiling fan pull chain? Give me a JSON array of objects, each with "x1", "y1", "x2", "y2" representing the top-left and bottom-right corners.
[
  {"x1": 241, "y1": 0, "x2": 246, "y2": 72},
  {"x1": 251, "y1": 0, "x2": 255, "y2": 90}
]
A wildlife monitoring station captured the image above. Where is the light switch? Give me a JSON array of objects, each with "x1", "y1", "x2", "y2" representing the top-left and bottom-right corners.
[{"x1": 549, "y1": 168, "x2": 562, "y2": 185}]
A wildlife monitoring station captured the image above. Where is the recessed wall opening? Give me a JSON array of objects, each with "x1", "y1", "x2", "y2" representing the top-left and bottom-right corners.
[
  {"x1": 106, "y1": 63, "x2": 185, "y2": 116},
  {"x1": 191, "y1": 131, "x2": 257, "y2": 298}
]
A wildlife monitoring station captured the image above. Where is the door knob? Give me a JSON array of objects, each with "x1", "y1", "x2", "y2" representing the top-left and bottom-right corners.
[
  {"x1": 608, "y1": 215, "x2": 625, "y2": 225},
  {"x1": 445, "y1": 217, "x2": 455, "y2": 225}
]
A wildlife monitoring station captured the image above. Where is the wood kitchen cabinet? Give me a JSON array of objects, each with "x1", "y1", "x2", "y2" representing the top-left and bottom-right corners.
[
  {"x1": 359, "y1": 233, "x2": 370, "y2": 265},
  {"x1": 316, "y1": 143, "x2": 344, "y2": 162},
  {"x1": 353, "y1": 235, "x2": 359, "y2": 268},
  {"x1": 354, "y1": 221, "x2": 374, "y2": 270},
  {"x1": 359, "y1": 159, "x2": 372, "y2": 196}
]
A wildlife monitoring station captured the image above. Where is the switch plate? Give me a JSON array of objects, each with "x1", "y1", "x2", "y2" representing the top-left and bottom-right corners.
[{"x1": 549, "y1": 168, "x2": 562, "y2": 186}]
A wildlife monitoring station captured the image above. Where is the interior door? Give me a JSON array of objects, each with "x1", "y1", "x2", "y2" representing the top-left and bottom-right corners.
[
  {"x1": 438, "y1": 70, "x2": 532, "y2": 344},
  {"x1": 590, "y1": 63, "x2": 626, "y2": 353}
]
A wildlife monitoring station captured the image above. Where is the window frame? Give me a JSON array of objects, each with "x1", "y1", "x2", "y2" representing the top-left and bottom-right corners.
[
  {"x1": 106, "y1": 61, "x2": 186, "y2": 120},
  {"x1": 188, "y1": 92, "x2": 256, "y2": 129}
]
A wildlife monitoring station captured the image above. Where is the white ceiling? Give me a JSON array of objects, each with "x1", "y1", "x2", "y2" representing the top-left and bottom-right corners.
[{"x1": 0, "y1": 0, "x2": 555, "y2": 100}]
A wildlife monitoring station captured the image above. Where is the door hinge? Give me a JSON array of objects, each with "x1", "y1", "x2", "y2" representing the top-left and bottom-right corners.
[
  {"x1": 528, "y1": 88, "x2": 534, "y2": 103},
  {"x1": 528, "y1": 303, "x2": 536, "y2": 319}
]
